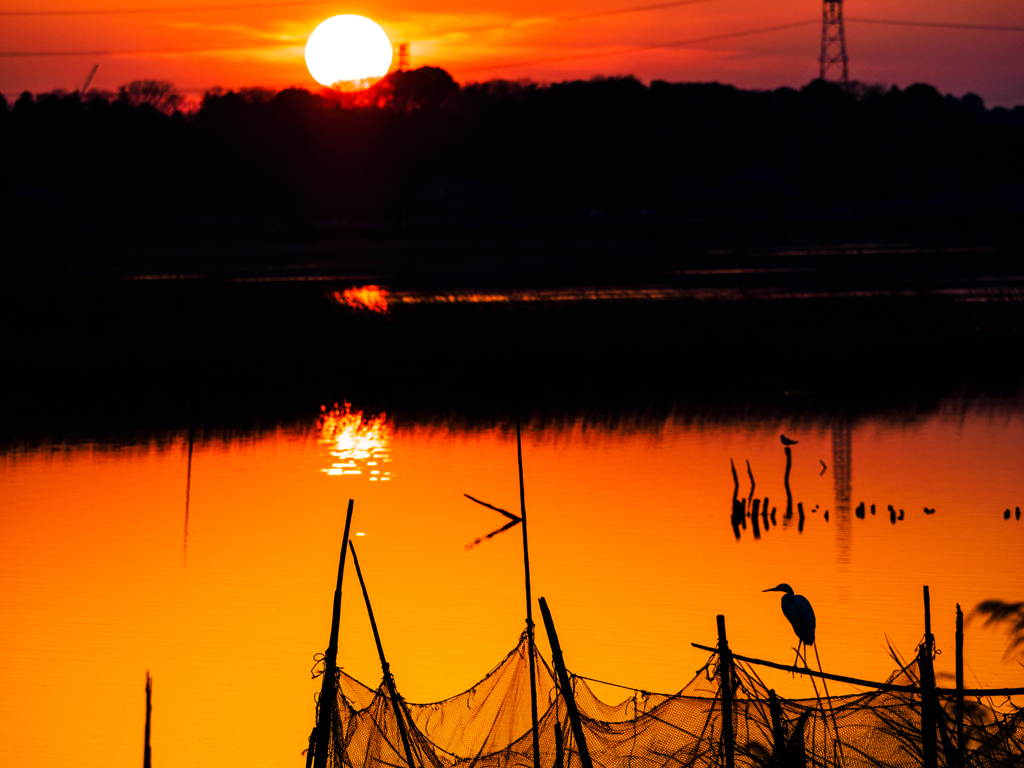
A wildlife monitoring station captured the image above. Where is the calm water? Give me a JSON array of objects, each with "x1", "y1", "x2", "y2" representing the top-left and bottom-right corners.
[{"x1": 2, "y1": 401, "x2": 1024, "y2": 768}]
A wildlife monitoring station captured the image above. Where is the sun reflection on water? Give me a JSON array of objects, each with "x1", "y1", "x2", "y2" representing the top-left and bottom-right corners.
[
  {"x1": 316, "y1": 402, "x2": 391, "y2": 479},
  {"x1": 334, "y1": 285, "x2": 389, "y2": 312}
]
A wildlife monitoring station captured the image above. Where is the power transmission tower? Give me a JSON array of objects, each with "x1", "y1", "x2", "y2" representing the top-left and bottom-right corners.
[
  {"x1": 398, "y1": 43, "x2": 410, "y2": 70},
  {"x1": 819, "y1": 0, "x2": 849, "y2": 84}
]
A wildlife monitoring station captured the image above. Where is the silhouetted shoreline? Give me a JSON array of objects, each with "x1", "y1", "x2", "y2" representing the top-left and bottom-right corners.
[
  {"x1": 3, "y1": 71, "x2": 1023, "y2": 228},
  {"x1": 4, "y1": 71, "x2": 1024, "y2": 448}
]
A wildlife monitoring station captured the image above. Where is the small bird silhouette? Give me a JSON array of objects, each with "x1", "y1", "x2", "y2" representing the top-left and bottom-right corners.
[{"x1": 780, "y1": 435, "x2": 798, "y2": 446}]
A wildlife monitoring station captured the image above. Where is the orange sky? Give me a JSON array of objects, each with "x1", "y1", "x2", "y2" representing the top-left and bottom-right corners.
[{"x1": 2, "y1": 0, "x2": 1023, "y2": 104}]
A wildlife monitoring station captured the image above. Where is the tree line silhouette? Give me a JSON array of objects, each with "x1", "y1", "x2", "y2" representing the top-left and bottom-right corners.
[{"x1": 2, "y1": 67, "x2": 1023, "y2": 222}]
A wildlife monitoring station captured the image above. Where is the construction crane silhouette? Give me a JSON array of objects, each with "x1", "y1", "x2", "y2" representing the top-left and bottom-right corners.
[{"x1": 820, "y1": 0, "x2": 849, "y2": 83}]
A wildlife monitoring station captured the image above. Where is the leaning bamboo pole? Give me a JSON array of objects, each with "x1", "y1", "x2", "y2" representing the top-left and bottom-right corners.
[
  {"x1": 689, "y1": 642, "x2": 1024, "y2": 697},
  {"x1": 538, "y1": 597, "x2": 593, "y2": 768},
  {"x1": 349, "y1": 542, "x2": 419, "y2": 768}
]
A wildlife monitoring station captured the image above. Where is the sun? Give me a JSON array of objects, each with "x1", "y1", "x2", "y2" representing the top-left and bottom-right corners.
[{"x1": 304, "y1": 15, "x2": 393, "y2": 91}]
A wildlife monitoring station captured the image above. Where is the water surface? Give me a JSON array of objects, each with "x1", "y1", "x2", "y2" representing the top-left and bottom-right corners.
[{"x1": 3, "y1": 401, "x2": 1023, "y2": 767}]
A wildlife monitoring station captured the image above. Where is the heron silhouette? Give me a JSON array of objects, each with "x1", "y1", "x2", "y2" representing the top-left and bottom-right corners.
[
  {"x1": 763, "y1": 583, "x2": 844, "y2": 763},
  {"x1": 763, "y1": 583, "x2": 814, "y2": 669}
]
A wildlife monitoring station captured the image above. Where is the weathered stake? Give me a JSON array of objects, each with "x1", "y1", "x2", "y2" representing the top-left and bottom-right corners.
[
  {"x1": 717, "y1": 615, "x2": 735, "y2": 768},
  {"x1": 921, "y1": 586, "x2": 937, "y2": 768},
  {"x1": 768, "y1": 689, "x2": 785, "y2": 765},
  {"x1": 305, "y1": 727, "x2": 316, "y2": 768},
  {"x1": 956, "y1": 604, "x2": 965, "y2": 768},
  {"x1": 783, "y1": 446, "x2": 794, "y2": 519},
  {"x1": 538, "y1": 597, "x2": 594, "y2": 768},
  {"x1": 313, "y1": 499, "x2": 355, "y2": 768},
  {"x1": 143, "y1": 671, "x2": 152, "y2": 768},
  {"x1": 349, "y1": 542, "x2": 419, "y2": 768}
]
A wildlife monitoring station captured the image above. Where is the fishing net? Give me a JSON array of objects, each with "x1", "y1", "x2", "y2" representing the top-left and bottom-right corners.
[{"x1": 322, "y1": 632, "x2": 1024, "y2": 768}]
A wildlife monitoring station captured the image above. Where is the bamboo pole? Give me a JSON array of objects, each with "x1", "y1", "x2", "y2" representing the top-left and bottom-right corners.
[
  {"x1": 956, "y1": 604, "x2": 965, "y2": 768},
  {"x1": 538, "y1": 597, "x2": 594, "y2": 768},
  {"x1": 921, "y1": 586, "x2": 937, "y2": 768},
  {"x1": 717, "y1": 615, "x2": 735, "y2": 768},
  {"x1": 305, "y1": 728, "x2": 316, "y2": 768},
  {"x1": 690, "y1": 642, "x2": 1024, "y2": 697},
  {"x1": 515, "y1": 402, "x2": 542, "y2": 768},
  {"x1": 313, "y1": 499, "x2": 355, "y2": 768},
  {"x1": 768, "y1": 689, "x2": 785, "y2": 766},
  {"x1": 349, "y1": 541, "x2": 419, "y2": 768},
  {"x1": 143, "y1": 672, "x2": 152, "y2": 768}
]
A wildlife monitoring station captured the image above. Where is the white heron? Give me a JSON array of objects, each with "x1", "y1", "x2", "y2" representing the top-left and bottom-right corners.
[
  {"x1": 763, "y1": 583, "x2": 845, "y2": 762},
  {"x1": 763, "y1": 583, "x2": 815, "y2": 669}
]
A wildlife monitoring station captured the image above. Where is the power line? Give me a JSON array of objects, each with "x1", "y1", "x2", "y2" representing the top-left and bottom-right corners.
[
  {"x1": 0, "y1": 0, "x2": 337, "y2": 16},
  {"x1": 2, "y1": 10, "x2": 1021, "y2": 58},
  {"x1": 455, "y1": 20, "x2": 818, "y2": 74},
  {"x1": 847, "y1": 18, "x2": 1024, "y2": 33},
  {"x1": 0, "y1": 43, "x2": 296, "y2": 56},
  {"x1": 0, "y1": 0, "x2": 714, "y2": 18},
  {"x1": 421, "y1": 0, "x2": 718, "y2": 39}
]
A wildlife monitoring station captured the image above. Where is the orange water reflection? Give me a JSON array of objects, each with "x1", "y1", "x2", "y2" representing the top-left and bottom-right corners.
[
  {"x1": 2, "y1": 408, "x2": 1023, "y2": 768},
  {"x1": 334, "y1": 285, "x2": 389, "y2": 312},
  {"x1": 317, "y1": 402, "x2": 391, "y2": 479}
]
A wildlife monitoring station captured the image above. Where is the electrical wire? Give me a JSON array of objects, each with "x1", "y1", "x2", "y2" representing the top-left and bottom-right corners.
[
  {"x1": 454, "y1": 20, "x2": 817, "y2": 74},
  {"x1": 847, "y1": 17, "x2": 1024, "y2": 33},
  {"x1": 1, "y1": 0, "x2": 337, "y2": 16}
]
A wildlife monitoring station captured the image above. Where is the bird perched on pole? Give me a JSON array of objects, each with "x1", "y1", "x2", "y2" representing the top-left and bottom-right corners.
[
  {"x1": 779, "y1": 435, "x2": 799, "y2": 446},
  {"x1": 763, "y1": 583, "x2": 814, "y2": 668},
  {"x1": 762, "y1": 583, "x2": 846, "y2": 763}
]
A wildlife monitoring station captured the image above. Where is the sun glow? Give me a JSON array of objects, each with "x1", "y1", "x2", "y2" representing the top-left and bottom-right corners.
[
  {"x1": 304, "y1": 15, "x2": 393, "y2": 90},
  {"x1": 317, "y1": 402, "x2": 392, "y2": 479}
]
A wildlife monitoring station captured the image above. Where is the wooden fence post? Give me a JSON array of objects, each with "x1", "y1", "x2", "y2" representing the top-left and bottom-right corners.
[
  {"x1": 956, "y1": 604, "x2": 965, "y2": 768},
  {"x1": 717, "y1": 615, "x2": 735, "y2": 768},
  {"x1": 920, "y1": 586, "x2": 937, "y2": 768}
]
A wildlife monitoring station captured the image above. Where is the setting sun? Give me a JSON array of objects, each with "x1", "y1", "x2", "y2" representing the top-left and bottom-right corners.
[{"x1": 304, "y1": 15, "x2": 393, "y2": 90}]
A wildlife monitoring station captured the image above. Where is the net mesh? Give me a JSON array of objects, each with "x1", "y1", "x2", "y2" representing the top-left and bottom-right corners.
[{"x1": 324, "y1": 633, "x2": 1023, "y2": 768}]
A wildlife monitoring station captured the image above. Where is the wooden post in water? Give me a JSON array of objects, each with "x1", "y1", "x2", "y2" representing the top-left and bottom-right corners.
[
  {"x1": 717, "y1": 615, "x2": 735, "y2": 768},
  {"x1": 956, "y1": 604, "x2": 965, "y2": 768},
  {"x1": 515, "y1": 402, "x2": 542, "y2": 768},
  {"x1": 143, "y1": 671, "x2": 152, "y2": 768},
  {"x1": 920, "y1": 586, "x2": 938, "y2": 768},
  {"x1": 313, "y1": 499, "x2": 355, "y2": 768},
  {"x1": 783, "y1": 447, "x2": 793, "y2": 519},
  {"x1": 349, "y1": 541, "x2": 419, "y2": 768},
  {"x1": 538, "y1": 597, "x2": 594, "y2": 768}
]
